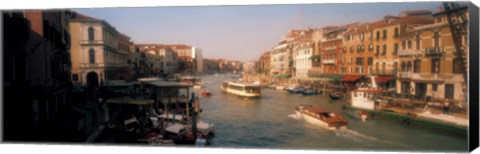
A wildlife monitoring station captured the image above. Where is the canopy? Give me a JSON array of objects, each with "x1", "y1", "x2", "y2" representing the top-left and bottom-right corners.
[
  {"x1": 274, "y1": 73, "x2": 292, "y2": 78},
  {"x1": 293, "y1": 77, "x2": 333, "y2": 82},
  {"x1": 341, "y1": 75, "x2": 363, "y2": 82},
  {"x1": 323, "y1": 74, "x2": 344, "y2": 80},
  {"x1": 375, "y1": 76, "x2": 394, "y2": 83}
]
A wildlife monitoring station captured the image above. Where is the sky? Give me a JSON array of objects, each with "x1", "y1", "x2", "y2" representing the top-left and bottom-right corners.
[{"x1": 73, "y1": 2, "x2": 444, "y2": 62}]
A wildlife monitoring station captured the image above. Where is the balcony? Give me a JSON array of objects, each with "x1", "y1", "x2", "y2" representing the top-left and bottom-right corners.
[
  {"x1": 81, "y1": 63, "x2": 106, "y2": 68},
  {"x1": 322, "y1": 59, "x2": 336, "y2": 64},
  {"x1": 424, "y1": 47, "x2": 445, "y2": 57},
  {"x1": 397, "y1": 72, "x2": 464, "y2": 82},
  {"x1": 371, "y1": 69, "x2": 396, "y2": 76},
  {"x1": 81, "y1": 63, "x2": 128, "y2": 69},
  {"x1": 397, "y1": 71, "x2": 412, "y2": 78},
  {"x1": 80, "y1": 40, "x2": 104, "y2": 45},
  {"x1": 398, "y1": 49, "x2": 423, "y2": 57}
]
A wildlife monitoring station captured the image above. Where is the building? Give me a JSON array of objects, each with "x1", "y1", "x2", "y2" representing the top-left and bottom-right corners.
[
  {"x1": 396, "y1": 5, "x2": 468, "y2": 103},
  {"x1": 293, "y1": 30, "x2": 314, "y2": 78},
  {"x1": 320, "y1": 26, "x2": 348, "y2": 74},
  {"x1": 192, "y1": 47, "x2": 203, "y2": 74},
  {"x1": 257, "y1": 50, "x2": 271, "y2": 75},
  {"x1": 69, "y1": 13, "x2": 130, "y2": 87},
  {"x1": 159, "y1": 47, "x2": 179, "y2": 74},
  {"x1": 3, "y1": 10, "x2": 77, "y2": 141}
]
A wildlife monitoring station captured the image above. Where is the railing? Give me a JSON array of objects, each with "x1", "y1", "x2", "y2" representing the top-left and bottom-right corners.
[
  {"x1": 322, "y1": 59, "x2": 336, "y2": 64},
  {"x1": 81, "y1": 63, "x2": 128, "y2": 68},
  {"x1": 80, "y1": 40, "x2": 104, "y2": 45},
  {"x1": 425, "y1": 47, "x2": 445, "y2": 57},
  {"x1": 396, "y1": 72, "x2": 464, "y2": 81},
  {"x1": 398, "y1": 49, "x2": 423, "y2": 56},
  {"x1": 397, "y1": 71, "x2": 412, "y2": 78},
  {"x1": 371, "y1": 69, "x2": 396, "y2": 75}
]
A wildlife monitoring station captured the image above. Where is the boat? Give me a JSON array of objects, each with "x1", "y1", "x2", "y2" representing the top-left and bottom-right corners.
[
  {"x1": 285, "y1": 84, "x2": 303, "y2": 94},
  {"x1": 180, "y1": 76, "x2": 204, "y2": 89},
  {"x1": 220, "y1": 81, "x2": 261, "y2": 98},
  {"x1": 350, "y1": 76, "x2": 385, "y2": 110},
  {"x1": 158, "y1": 114, "x2": 215, "y2": 135},
  {"x1": 295, "y1": 105, "x2": 347, "y2": 130},
  {"x1": 275, "y1": 85, "x2": 286, "y2": 90},
  {"x1": 201, "y1": 90, "x2": 211, "y2": 97},
  {"x1": 300, "y1": 88, "x2": 315, "y2": 95},
  {"x1": 329, "y1": 91, "x2": 343, "y2": 99}
]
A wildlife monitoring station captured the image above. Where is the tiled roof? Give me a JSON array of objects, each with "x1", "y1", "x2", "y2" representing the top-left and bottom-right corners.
[
  {"x1": 402, "y1": 10, "x2": 432, "y2": 15},
  {"x1": 369, "y1": 16, "x2": 433, "y2": 29},
  {"x1": 72, "y1": 13, "x2": 100, "y2": 21}
]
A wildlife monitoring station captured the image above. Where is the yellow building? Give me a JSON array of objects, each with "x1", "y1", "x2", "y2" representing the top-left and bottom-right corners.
[
  {"x1": 69, "y1": 13, "x2": 130, "y2": 87},
  {"x1": 396, "y1": 5, "x2": 468, "y2": 103}
]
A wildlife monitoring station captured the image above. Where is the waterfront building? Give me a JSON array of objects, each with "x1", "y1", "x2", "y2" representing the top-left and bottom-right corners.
[
  {"x1": 308, "y1": 27, "x2": 336, "y2": 77},
  {"x1": 319, "y1": 26, "x2": 348, "y2": 75},
  {"x1": 3, "y1": 10, "x2": 77, "y2": 140},
  {"x1": 69, "y1": 13, "x2": 130, "y2": 87},
  {"x1": 257, "y1": 50, "x2": 271, "y2": 75},
  {"x1": 293, "y1": 31, "x2": 314, "y2": 78},
  {"x1": 159, "y1": 47, "x2": 179, "y2": 74},
  {"x1": 396, "y1": 5, "x2": 468, "y2": 103}
]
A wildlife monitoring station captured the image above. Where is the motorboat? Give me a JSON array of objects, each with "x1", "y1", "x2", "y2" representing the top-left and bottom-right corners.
[
  {"x1": 350, "y1": 76, "x2": 385, "y2": 110},
  {"x1": 201, "y1": 90, "x2": 211, "y2": 97},
  {"x1": 295, "y1": 105, "x2": 347, "y2": 130},
  {"x1": 329, "y1": 91, "x2": 342, "y2": 99}
]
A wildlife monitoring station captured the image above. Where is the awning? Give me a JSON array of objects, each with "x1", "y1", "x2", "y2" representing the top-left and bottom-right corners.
[
  {"x1": 274, "y1": 74, "x2": 292, "y2": 78},
  {"x1": 293, "y1": 77, "x2": 333, "y2": 82},
  {"x1": 341, "y1": 75, "x2": 363, "y2": 82},
  {"x1": 323, "y1": 74, "x2": 344, "y2": 80},
  {"x1": 375, "y1": 76, "x2": 394, "y2": 83}
]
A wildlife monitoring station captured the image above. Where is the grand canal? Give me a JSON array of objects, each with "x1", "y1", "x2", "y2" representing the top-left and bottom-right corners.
[{"x1": 193, "y1": 74, "x2": 467, "y2": 151}]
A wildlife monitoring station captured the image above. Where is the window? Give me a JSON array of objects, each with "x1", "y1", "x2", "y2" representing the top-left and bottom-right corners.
[
  {"x1": 376, "y1": 45, "x2": 380, "y2": 56},
  {"x1": 367, "y1": 57, "x2": 373, "y2": 65},
  {"x1": 402, "y1": 41, "x2": 406, "y2": 50},
  {"x1": 376, "y1": 31, "x2": 380, "y2": 40},
  {"x1": 382, "y1": 44, "x2": 387, "y2": 55},
  {"x1": 415, "y1": 35, "x2": 421, "y2": 50},
  {"x1": 368, "y1": 43, "x2": 374, "y2": 51},
  {"x1": 407, "y1": 40, "x2": 412, "y2": 49},
  {"x1": 394, "y1": 27, "x2": 399, "y2": 37},
  {"x1": 453, "y1": 58, "x2": 463, "y2": 74},
  {"x1": 383, "y1": 29, "x2": 387, "y2": 39},
  {"x1": 356, "y1": 57, "x2": 364, "y2": 65},
  {"x1": 88, "y1": 27, "x2": 95, "y2": 41},
  {"x1": 432, "y1": 59, "x2": 440, "y2": 73},
  {"x1": 394, "y1": 43, "x2": 398, "y2": 55},
  {"x1": 72, "y1": 74, "x2": 79, "y2": 81},
  {"x1": 433, "y1": 31, "x2": 440, "y2": 47},
  {"x1": 89, "y1": 48, "x2": 95, "y2": 63},
  {"x1": 414, "y1": 60, "x2": 421, "y2": 73},
  {"x1": 401, "y1": 62, "x2": 406, "y2": 71},
  {"x1": 432, "y1": 84, "x2": 438, "y2": 91}
]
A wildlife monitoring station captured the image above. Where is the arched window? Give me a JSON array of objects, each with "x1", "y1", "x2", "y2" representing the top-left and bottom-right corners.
[
  {"x1": 401, "y1": 62, "x2": 406, "y2": 71},
  {"x1": 407, "y1": 61, "x2": 412, "y2": 72},
  {"x1": 89, "y1": 48, "x2": 95, "y2": 64},
  {"x1": 88, "y1": 27, "x2": 95, "y2": 41}
]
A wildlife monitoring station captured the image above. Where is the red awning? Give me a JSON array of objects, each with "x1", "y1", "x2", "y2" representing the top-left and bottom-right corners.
[
  {"x1": 341, "y1": 75, "x2": 363, "y2": 82},
  {"x1": 375, "y1": 76, "x2": 394, "y2": 83}
]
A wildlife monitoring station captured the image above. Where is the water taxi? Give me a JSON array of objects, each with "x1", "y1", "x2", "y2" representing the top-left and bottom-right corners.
[
  {"x1": 295, "y1": 105, "x2": 347, "y2": 130},
  {"x1": 220, "y1": 81, "x2": 261, "y2": 98}
]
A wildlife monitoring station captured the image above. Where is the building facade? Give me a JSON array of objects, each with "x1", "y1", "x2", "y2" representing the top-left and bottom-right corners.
[{"x1": 69, "y1": 13, "x2": 130, "y2": 87}]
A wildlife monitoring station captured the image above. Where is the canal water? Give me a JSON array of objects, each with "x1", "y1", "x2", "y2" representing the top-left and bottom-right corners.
[{"x1": 194, "y1": 74, "x2": 467, "y2": 152}]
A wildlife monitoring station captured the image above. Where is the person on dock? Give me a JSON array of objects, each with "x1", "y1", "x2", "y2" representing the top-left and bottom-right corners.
[{"x1": 443, "y1": 99, "x2": 450, "y2": 115}]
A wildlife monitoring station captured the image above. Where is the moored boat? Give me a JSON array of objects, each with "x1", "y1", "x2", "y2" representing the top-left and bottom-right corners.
[
  {"x1": 220, "y1": 81, "x2": 261, "y2": 98},
  {"x1": 329, "y1": 91, "x2": 343, "y2": 99},
  {"x1": 295, "y1": 105, "x2": 347, "y2": 130}
]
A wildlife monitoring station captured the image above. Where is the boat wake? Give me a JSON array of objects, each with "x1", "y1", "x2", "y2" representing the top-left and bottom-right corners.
[
  {"x1": 288, "y1": 114, "x2": 301, "y2": 120},
  {"x1": 335, "y1": 129, "x2": 408, "y2": 147}
]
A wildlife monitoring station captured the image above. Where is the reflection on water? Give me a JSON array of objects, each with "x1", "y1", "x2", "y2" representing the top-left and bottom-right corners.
[{"x1": 196, "y1": 74, "x2": 467, "y2": 151}]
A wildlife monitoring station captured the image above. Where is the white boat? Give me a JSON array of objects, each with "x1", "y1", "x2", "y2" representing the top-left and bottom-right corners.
[
  {"x1": 350, "y1": 76, "x2": 385, "y2": 110},
  {"x1": 220, "y1": 81, "x2": 261, "y2": 98},
  {"x1": 159, "y1": 114, "x2": 215, "y2": 135},
  {"x1": 180, "y1": 76, "x2": 204, "y2": 89},
  {"x1": 295, "y1": 105, "x2": 347, "y2": 130}
]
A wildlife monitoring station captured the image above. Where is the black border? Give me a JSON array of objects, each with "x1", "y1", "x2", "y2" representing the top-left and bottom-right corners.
[{"x1": 468, "y1": 1, "x2": 479, "y2": 152}]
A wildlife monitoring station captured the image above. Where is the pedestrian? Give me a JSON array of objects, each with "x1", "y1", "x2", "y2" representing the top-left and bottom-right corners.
[{"x1": 443, "y1": 99, "x2": 450, "y2": 115}]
